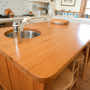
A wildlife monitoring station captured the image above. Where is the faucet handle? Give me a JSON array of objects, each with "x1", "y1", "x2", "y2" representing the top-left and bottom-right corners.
[
  {"x1": 22, "y1": 17, "x2": 31, "y2": 24},
  {"x1": 13, "y1": 20, "x2": 20, "y2": 27},
  {"x1": 13, "y1": 21, "x2": 20, "y2": 32}
]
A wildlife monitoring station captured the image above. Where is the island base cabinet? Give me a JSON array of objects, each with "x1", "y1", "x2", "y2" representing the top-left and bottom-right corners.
[
  {"x1": 7, "y1": 59, "x2": 45, "y2": 90},
  {"x1": 0, "y1": 54, "x2": 12, "y2": 90},
  {"x1": 0, "y1": 83, "x2": 8, "y2": 90}
]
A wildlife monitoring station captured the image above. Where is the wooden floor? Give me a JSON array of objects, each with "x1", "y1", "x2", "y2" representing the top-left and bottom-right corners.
[{"x1": 73, "y1": 62, "x2": 90, "y2": 90}]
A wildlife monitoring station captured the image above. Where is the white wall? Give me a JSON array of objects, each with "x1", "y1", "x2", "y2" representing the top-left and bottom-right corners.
[
  {"x1": 8, "y1": 0, "x2": 24, "y2": 15},
  {"x1": 0, "y1": 0, "x2": 8, "y2": 15},
  {"x1": 0, "y1": 0, "x2": 24, "y2": 15}
]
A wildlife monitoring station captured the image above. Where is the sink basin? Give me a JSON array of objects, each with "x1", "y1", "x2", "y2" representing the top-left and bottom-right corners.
[{"x1": 4, "y1": 30, "x2": 40, "y2": 39}]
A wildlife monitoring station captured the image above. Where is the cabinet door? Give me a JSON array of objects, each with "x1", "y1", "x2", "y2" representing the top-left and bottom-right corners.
[
  {"x1": 7, "y1": 58, "x2": 45, "y2": 90},
  {"x1": 0, "y1": 54, "x2": 11, "y2": 90}
]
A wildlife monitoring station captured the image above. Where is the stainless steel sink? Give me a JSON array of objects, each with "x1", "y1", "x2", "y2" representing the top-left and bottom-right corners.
[{"x1": 4, "y1": 30, "x2": 40, "y2": 39}]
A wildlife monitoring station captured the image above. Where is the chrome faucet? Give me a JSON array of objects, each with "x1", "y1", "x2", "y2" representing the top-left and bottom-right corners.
[
  {"x1": 13, "y1": 20, "x2": 22, "y2": 43},
  {"x1": 20, "y1": 16, "x2": 49, "y2": 32},
  {"x1": 20, "y1": 16, "x2": 31, "y2": 32},
  {"x1": 12, "y1": 16, "x2": 49, "y2": 43},
  {"x1": 13, "y1": 21, "x2": 20, "y2": 32}
]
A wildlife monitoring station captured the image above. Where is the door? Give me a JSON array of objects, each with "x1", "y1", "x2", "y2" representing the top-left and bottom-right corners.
[{"x1": 7, "y1": 57, "x2": 45, "y2": 90}]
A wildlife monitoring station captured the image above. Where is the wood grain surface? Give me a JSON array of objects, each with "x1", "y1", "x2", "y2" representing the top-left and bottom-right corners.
[{"x1": 0, "y1": 22, "x2": 90, "y2": 81}]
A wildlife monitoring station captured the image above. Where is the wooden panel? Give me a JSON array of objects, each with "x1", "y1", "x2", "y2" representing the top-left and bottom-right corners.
[
  {"x1": 80, "y1": 0, "x2": 87, "y2": 17},
  {"x1": 7, "y1": 58, "x2": 45, "y2": 90},
  {"x1": 0, "y1": 54, "x2": 11, "y2": 90}
]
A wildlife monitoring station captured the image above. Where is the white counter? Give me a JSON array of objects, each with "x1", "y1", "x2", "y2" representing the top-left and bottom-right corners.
[
  {"x1": 0, "y1": 17, "x2": 24, "y2": 24},
  {"x1": 0, "y1": 16, "x2": 90, "y2": 24},
  {"x1": 0, "y1": 16, "x2": 48, "y2": 24},
  {"x1": 54, "y1": 16, "x2": 90, "y2": 24}
]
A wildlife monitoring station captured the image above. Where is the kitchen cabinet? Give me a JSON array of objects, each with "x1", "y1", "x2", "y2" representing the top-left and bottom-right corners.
[
  {"x1": 7, "y1": 58, "x2": 45, "y2": 90},
  {"x1": 31, "y1": 0, "x2": 49, "y2": 3},
  {"x1": 0, "y1": 54, "x2": 45, "y2": 90},
  {"x1": 0, "y1": 54, "x2": 12, "y2": 90}
]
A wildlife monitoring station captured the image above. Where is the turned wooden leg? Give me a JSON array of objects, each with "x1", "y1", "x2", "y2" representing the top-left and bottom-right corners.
[
  {"x1": 33, "y1": 80, "x2": 45, "y2": 90},
  {"x1": 83, "y1": 46, "x2": 90, "y2": 80}
]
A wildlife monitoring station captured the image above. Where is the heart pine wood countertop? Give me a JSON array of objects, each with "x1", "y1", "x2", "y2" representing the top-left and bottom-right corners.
[{"x1": 0, "y1": 22, "x2": 90, "y2": 81}]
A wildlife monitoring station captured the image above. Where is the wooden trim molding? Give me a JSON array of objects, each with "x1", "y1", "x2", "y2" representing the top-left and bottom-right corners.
[
  {"x1": 80, "y1": 0, "x2": 88, "y2": 17},
  {"x1": 61, "y1": 0, "x2": 76, "y2": 6}
]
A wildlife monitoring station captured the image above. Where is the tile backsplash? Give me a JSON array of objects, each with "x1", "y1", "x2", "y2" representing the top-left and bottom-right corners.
[
  {"x1": 0, "y1": 0, "x2": 32, "y2": 16},
  {"x1": 0, "y1": 0, "x2": 48, "y2": 16},
  {"x1": 0, "y1": 0, "x2": 82, "y2": 16},
  {"x1": 0, "y1": 0, "x2": 8, "y2": 15}
]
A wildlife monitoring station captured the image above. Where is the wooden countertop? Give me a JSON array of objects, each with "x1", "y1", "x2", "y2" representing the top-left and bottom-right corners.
[{"x1": 0, "y1": 22, "x2": 90, "y2": 81}]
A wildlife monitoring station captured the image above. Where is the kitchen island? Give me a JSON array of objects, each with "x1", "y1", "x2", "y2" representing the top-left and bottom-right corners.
[{"x1": 0, "y1": 22, "x2": 90, "y2": 90}]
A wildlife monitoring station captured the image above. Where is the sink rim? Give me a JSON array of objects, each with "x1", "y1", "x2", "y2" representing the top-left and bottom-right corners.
[{"x1": 4, "y1": 29, "x2": 41, "y2": 39}]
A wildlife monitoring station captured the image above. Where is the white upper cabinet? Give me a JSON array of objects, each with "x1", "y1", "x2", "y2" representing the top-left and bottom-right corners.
[{"x1": 30, "y1": 0, "x2": 49, "y2": 3}]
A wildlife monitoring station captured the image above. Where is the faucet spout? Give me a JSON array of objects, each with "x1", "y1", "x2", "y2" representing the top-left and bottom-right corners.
[
  {"x1": 20, "y1": 16, "x2": 48, "y2": 32},
  {"x1": 20, "y1": 17, "x2": 31, "y2": 32}
]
